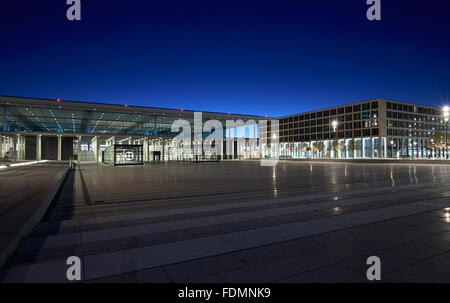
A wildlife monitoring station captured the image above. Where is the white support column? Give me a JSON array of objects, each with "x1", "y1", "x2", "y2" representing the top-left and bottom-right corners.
[
  {"x1": 143, "y1": 137, "x2": 149, "y2": 162},
  {"x1": 36, "y1": 134, "x2": 42, "y2": 161},
  {"x1": 21, "y1": 136, "x2": 25, "y2": 160},
  {"x1": 57, "y1": 135, "x2": 62, "y2": 161},
  {"x1": 362, "y1": 138, "x2": 366, "y2": 158},
  {"x1": 162, "y1": 139, "x2": 165, "y2": 161},
  {"x1": 15, "y1": 135, "x2": 22, "y2": 161},
  {"x1": 92, "y1": 136, "x2": 98, "y2": 163},
  {"x1": 371, "y1": 137, "x2": 374, "y2": 158}
]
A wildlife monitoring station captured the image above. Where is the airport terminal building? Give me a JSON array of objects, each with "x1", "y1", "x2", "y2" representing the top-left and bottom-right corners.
[
  {"x1": 0, "y1": 96, "x2": 449, "y2": 162},
  {"x1": 0, "y1": 96, "x2": 261, "y2": 164}
]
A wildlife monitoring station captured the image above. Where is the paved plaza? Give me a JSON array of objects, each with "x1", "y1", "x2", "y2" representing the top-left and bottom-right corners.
[
  {"x1": 0, "y1": 164, "x2": 68, "y2": 267},
  {"x1": 0, "y1": 160, "x2": 449, "y2": 282}
]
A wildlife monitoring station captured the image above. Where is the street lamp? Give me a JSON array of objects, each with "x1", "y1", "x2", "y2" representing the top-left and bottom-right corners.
[
  {"x1": 331, "y1": 120, "x2": 338, "y2": 158},
  {"x1": 444, "y1": 106, "x2": 449, "y2": 159},
  {"x1": 390, "y1": 140, "x2": 395, "y2": 158},
  {"x1": 332, "y1": 120, "x2": 338, "y2": 132}
]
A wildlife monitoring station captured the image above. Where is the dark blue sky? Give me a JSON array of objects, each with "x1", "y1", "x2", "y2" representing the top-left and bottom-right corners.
[{"x1": 1, "y1": 0, "x2": 449, "y2": 117}]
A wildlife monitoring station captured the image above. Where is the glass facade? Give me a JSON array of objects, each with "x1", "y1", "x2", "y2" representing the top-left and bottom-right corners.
[
  {"x1": 0, "y1": 96, "x2": 262, "y2": 162},
  {"x1": 268, "y1": 99, "x2": 449, "y2": 159}
]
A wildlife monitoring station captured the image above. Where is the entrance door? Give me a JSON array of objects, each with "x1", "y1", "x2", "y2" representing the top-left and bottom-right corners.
[{"x1": 153, "y1": 151, "x2": 161, "y2": 161}]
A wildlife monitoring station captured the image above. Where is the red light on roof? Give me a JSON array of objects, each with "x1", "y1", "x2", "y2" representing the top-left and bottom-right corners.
[
  {"x1": 180, "y1": 109, "x2": 184, "y2": 112},
  {"x1": 57, "y1": 98, "x2": 61, "y2": 102},
  {"x1": 124, "y1": 104, "x2": 128, "y2": 108},
  {"x1": 228, "y1": 112, "x2": 231, "y2": 115}
]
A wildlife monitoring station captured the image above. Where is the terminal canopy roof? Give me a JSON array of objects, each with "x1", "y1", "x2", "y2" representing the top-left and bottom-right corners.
[{"x1": 0, "y1": 96, "x2": 263, "y2": 137}]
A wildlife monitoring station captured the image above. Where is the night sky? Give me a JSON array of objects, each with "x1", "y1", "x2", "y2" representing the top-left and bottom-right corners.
[{"x1": 1, "y1": 0, "x2": 449, "y2": 117}]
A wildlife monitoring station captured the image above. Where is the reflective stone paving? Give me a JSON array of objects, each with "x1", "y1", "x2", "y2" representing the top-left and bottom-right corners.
[{"x1": 1, "y1": 161, "x2": 449, "y2": 282}]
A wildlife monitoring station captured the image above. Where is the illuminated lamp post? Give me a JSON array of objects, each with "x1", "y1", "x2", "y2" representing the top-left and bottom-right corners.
[
  {"x1": 390, "y1": 140, "x2": 395, "y2": 158},
  {"x1": 332, "y1": 120, "x2": 338, "y2": 158},
  {"x1": 444, "y1": 106, "x2": 449, "y2": 159}
]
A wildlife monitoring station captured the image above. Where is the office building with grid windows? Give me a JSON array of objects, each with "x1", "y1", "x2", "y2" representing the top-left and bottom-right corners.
[{"x1": 273, "y1": 98, "x2": 449, "y2": 159}]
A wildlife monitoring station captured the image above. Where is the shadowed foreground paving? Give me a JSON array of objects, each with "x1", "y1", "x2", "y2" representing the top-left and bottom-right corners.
[
  {"x1": 1, "y1": 161, "x2": 449, "y2": 282},
  {"x1": 0, "y1": 163, "x2": 68, "y2": 267}
]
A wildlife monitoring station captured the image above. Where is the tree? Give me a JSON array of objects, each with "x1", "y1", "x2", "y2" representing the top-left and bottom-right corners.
[
  {"x1": 347, "y1": 140, "x2": 355, "y2": 158},
  {"x1": 347, "y1": 140, "x2": 360, "y2": 158},
  {"x1": 299, "y1": 142, "x2": 308, "y2": 158},
  {"x1": 312, "y1": 141, "x2": 325, "y2": 158},
  {"x1": 427, "y1": 131, "x2": 445, "y2": 158},
  {"x1": 329, "y1": 140, "x2": 342, "y2": 158}
]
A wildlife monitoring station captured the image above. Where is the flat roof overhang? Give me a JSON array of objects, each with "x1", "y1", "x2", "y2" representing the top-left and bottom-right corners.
[{"x1": 0, "y1": 95, "x2": 266, "y2": 121}]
